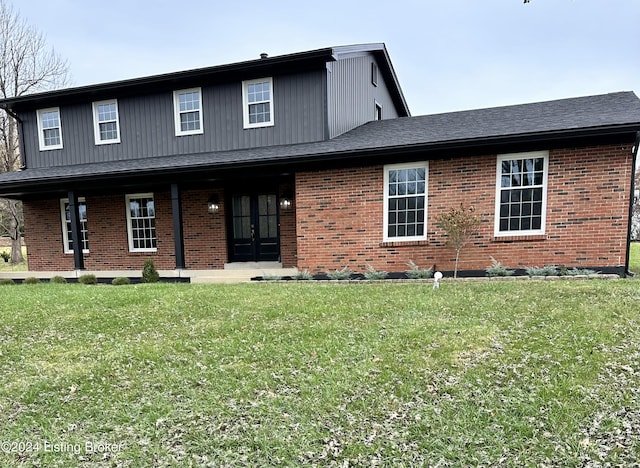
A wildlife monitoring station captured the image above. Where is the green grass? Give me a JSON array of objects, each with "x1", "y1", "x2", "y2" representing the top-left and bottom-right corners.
[{"x1": 1, "y1": 281, "x2": 639, "y2": 466}]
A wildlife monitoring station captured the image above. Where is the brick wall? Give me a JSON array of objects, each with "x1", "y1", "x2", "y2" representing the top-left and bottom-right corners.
[
  {"x1": 23, "y1": 185, "x2": 298, "y2": 271},
  {"x1": 295, "y1": 144, "x2": 633, "y2": 274}
]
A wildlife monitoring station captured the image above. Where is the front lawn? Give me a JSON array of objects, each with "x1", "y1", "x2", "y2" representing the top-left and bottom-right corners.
[{"x1": 0, "y1": 281, "x2": 639, "y2": 466}]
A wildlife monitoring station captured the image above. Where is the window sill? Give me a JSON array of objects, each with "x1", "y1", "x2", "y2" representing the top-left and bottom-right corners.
[
  {"x1": 492, "y1": 234, "x2": 547, "y2": 242},
  {"x1": 380, "y1": 240, "x2": 430, "y2": 248}
]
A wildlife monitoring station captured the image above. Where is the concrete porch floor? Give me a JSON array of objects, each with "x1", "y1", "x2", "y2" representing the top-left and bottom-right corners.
[{"x1": 0, "y1": 263, "x2": 299, "y2": 284}]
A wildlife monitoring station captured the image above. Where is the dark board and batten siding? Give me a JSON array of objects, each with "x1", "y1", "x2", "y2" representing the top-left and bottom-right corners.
[
  {"x1": 24, "y1": 70, "x2": 327, "y2": 169},
  {"x1": 327, "y1": 54, "x2": 399, "y2": 139}
]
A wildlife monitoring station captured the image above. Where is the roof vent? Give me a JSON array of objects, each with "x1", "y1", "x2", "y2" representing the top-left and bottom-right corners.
[{"x1": 260, "y1": 53, "x2": 269, "y2": 59}]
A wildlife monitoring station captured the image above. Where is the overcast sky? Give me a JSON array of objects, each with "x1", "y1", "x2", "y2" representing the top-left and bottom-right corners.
[{"x1": 15, "y1": 0, "x2": 640, "y2": 116}]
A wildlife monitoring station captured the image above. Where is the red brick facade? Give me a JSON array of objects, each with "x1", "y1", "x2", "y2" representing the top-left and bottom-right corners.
[
  {"x1": 22, "y1": 144, "x2": 633, "y2": 274},
  {"x1": 295, "y1": 144, "x2": 634, "y2": 274}
]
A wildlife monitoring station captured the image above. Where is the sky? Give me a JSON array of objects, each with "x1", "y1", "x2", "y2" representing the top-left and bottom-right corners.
[{"x1": 14, "y1": 0, "x2": 640, "y2": 117}]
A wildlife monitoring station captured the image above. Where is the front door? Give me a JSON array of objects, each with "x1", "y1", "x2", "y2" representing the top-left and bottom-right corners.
[{"x1": 229, "y1": 193, "x2": 279, "y2": 262}]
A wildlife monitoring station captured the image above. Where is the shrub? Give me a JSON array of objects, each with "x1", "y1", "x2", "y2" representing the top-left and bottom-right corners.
[
  {"x1": 485, "y1": 257, "x2": 515, "y2": 277},
  {"x1": 327, "y1": 266, "x2": 352, "y2": 280},
  {"x1": 23, "y1": 277, "x2": 40, "y2": 285},
  {"x1": 0, "y1": 251, "x2": 10, "y2": 262},
  {"x1": 406, "y1": 260, "x2": 433, "y2": 279},
  {"x1": 566, "y1": 268, "x2": 599, "y2": 276},
  {"x1": 293, "y1": 269, "x2": 313, "y2": 281},
  {"x1": 364, "y1": 265, "x2": 388, "y2": 280},
  {"x1": 50, "y1": 276, "x2": 67, "y2": 284},
  {"x1": 142, "y1": 259, "x2": 160, "y2": 283},
  {"x1": 261, "y1": 274, "x2": 282, "y2": 281},
  {"x1": 0, "y1": 278, "x2": 15, "y2": 285},
  {"x1": 525, "y1": 265, "x2": 558, "y2": 277},
  {"x1": 79, "y1": 274, "x2": 97, "y2": 285},
  {"x1": 112, "y1": 277, "x2": 131, "y2": 286}
]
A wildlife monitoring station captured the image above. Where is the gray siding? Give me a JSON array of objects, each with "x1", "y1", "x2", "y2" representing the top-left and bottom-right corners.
[
  {"x1": 327, "y1": 54, "x2": 399, "y2": 139},
  {"x1": 25, "y1": 70, "x2": 327, "y2": 169}
]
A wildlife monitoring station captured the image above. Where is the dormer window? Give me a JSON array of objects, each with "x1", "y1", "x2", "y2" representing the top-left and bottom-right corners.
[
  {"x1": 92, "y1": 99, "x2": 120, "y2": 144},
  {"x1": 36, "y1": 107, "x2": 63, "y2": 150},
  {"x1": 173, "y1": 88, "x2": 203, "y2": 136},
  {"x1": 242, "y1": 78, "x2": 274, "y2": 128}
]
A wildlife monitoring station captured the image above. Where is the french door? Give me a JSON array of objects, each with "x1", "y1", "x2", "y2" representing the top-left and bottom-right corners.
[{"x1": 229, "y1": 193, "x2": 279, "y2": 262}]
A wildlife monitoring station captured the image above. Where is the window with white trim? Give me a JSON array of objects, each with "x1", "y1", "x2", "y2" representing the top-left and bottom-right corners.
[
  {"x1": 126, "y1": 194, "x2": 157, "y2": 251},
  {"x1": 242, "y1": 77, "x2": 273, "y2": 128},
  {"x1": 37, "y1": 107, "x2": 63, "y2": 150},
  {"x1": 384, "y1": 162, "x2": 428, "y2": 242},
  {"x1": 60, "y1": 198, "x2": 89, "y2": 253},
  {"x1": 495, "y1": 151, "x2": 548, "y2": 236},
  {"x1": 92, "y1": 99, "x2": 120, "y2": 144},
  {"x1": 173, "y1": 88, "x2": 203, "y2": 136}
]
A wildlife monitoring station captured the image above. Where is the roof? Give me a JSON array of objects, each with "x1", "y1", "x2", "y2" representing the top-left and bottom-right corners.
[
  {"x1": 0, "y1": 91, "x2": 639, "y2": 198},
  {"x1": 0, "y1": 43, "x2": 409, "y2": 116}
]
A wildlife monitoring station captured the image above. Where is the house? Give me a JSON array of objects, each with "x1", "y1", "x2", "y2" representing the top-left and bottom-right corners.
[{"x1": 0, "y1": 43, "x2": 639, "y2": 280}]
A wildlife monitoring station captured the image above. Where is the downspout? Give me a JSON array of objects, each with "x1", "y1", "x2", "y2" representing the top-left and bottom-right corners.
[
  {"x1": 2, "y1": 107, "x2": 27, "y2": 170},
  {"x1": 624, "y1": 131, "x2": 640, "y2": 277}
]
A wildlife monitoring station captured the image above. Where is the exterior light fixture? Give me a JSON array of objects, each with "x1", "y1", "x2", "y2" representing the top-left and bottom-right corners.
[
  {"x1": 207, "y1": 195, "x2": 220, "y2": 214},
  {"x1": 279, "y1": 190, "x2": 293, "y2": 209}
]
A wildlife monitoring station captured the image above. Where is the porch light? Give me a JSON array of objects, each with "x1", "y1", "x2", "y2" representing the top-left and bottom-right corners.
[
  {"x1": 207, "y1": 195, "x2": 220, "y2": 214},
  {"x1": 280, "y1": 191, "x2": 293, "y2": 210}
]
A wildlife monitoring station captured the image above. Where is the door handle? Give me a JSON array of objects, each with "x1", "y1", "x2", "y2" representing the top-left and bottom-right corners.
[{"x1": 251, "y1": 224, "x2": 255, "y2": 242}]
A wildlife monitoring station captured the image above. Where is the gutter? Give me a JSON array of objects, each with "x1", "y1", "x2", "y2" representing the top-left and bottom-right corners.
[{"x1": 625, "y1": 131, "x2": 640, "y2": 277}]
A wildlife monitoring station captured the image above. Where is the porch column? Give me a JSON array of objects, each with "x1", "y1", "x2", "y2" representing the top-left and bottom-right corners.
[
  {"x1": 67, "y1": 190, "x2": 85, "y2": 270},
  {"x1": 171, "y1": 183, "x2": 186, "y2": 269}
]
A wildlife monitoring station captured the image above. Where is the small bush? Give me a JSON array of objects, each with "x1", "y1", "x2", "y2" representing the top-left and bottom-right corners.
[
  {"x1": 364, "y1": 265, "x2": 388, "y2": 280},
  {"x1": 79, "y1": 274, "x2": 97, "y2": 285},
  {"x1": 142, "y1": 259, "x2": 160, "y2": 283},
  {"x1": 0, "y1": 251, "x2": 10, "y2": 261},
  {"x1": 293, "y1": 269, "x2": 313, "y2": 281},
  {"x1": 406, "y1": 260, "x2": 433, "y2": 279},
  {"x1": 112, "y1": 277, "x2": 131, "y2": 286},
  {"x1": 566, "y1": 268, "x2": 599, "y2": 276},
  {"x1": 0, "y1": 278, "x2": 15, "y2": 285},
  {"x1": 261, "y1": 274, "x2": 282, "y2": 281},
  {"x1": 50, "y1": 276, "x2": 67, "y2": 284},
  {"x1": 525, "y1": 265, "x2": 558, "y2": 277},
  {"x1": 23, "y1": 277, "x2": 40, "y2": 285},
  {"x1": 327, "y1": 266, "x2": 352, "y2": 280},
  {"x1": 485, "y1": 257, "x2": 515, "y2": 277}
]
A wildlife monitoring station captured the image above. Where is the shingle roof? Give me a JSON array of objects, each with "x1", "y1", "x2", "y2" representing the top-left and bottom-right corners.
[{"x1": 0, "y1": 91, "x2": 639, "y2": 196}]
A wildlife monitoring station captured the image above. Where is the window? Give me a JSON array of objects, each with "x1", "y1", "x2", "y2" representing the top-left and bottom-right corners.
[
  {"x1": 60, "y1": 198, "x2": 89, "y2": 253},
  {"x1": 375, "y1": 102, "x2": 383, "y2": 120},
  {"x1": 173, "y1": 88, "x2": 203, "y2": 136},
  {"x1": 37, "y1": 108, "x2": 63, "y2": 150},
  {"x1": 92, "y1": 99, "x2": 120, "y2": 144},
  {"x1": 384, "y1": 162, "x2": 428, "y2": 242},
  {"x1": 242, "y1": 77, "x2": 274, "y2": 128},
  {"x1": 495, "y1": 151, "x2": 548, "y2": 236},
  {"x1": 371, "y1": 62, "x2": 378, "y2": 86},
  {"x1": 126, "y1": 194, "x2": 157, "y2": 251}
]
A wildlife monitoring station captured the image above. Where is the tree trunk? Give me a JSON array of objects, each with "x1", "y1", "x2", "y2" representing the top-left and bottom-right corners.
[
  {"x1": 454, "y1": 248, "x2": 461, "y2": 279},
  {"x1": 8, "y1": 199, "x2": 23, "y2": 264}
]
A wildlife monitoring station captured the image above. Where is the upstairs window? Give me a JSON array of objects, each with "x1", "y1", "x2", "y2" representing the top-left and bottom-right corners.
[
  {"x1": 242, "y1": 78, "x2": 274, "y2": 128},
  {"x1": 494, "y1": 151, "x2": 548, "y2": 236},
  {"x1": 92, "y1": 99, "x2": 120, "y2": 144},
  {"x1": 60, "y1": 198, "x2": 89, "y2": 253},
  {"x1": 37, "y1": 107, "x2": 63, "y2": 150},
  {"x1": 384, "y1": 162, "x2": 428, "y2": 242},
  {"x1": 173, "y1": 88, "x2": 203, "y2": 136},
  {"x1": 126, "y1": 194, "x2": 157, "y2": 252}
]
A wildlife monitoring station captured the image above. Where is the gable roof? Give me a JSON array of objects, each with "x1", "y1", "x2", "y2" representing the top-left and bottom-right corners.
[
  {"x1": 0, "y1": 43, "x2": 409, "y2": 117},
  {"x1": 0, "y1": 91, "x2": 639, "y2": 198}
]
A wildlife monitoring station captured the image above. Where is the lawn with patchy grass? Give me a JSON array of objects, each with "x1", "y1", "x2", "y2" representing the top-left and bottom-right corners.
[
  {"x1": 0, "y1": 281, "x2": 639, "y2": 466},
  {"x1": 630, "y1": 241, "x2": 640, "y2": 275}
]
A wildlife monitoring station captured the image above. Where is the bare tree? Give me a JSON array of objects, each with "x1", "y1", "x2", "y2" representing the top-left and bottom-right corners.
[
  {"x1": 437, "y1": 203, "x2": 481, "y2": 278},
  {"x1": 0, "y1": 0, "x2": 69, "y2": 263}
]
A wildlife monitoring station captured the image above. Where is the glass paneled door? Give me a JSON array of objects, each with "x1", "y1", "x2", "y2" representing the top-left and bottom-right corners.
[{"x1": 229, "y1": 193, "x2": 279, "y2": 262}]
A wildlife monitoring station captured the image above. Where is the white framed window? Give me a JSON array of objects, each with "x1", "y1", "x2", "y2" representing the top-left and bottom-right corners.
[
  {"x1": 36, "y1": 107, "x2": 63, "y2": 150},
  {"x1": 384, "y1": 162, "x2": 428, "y2": 242},
  {"x1": 60, "y1": 198, "x2": 89, "y2": 254},
  {"x1": 126, "y1": 193, "x2": 157, "y2": 252},
  {"x1": 375, "y1": 101, "x2": 383, "y2": 120},
  {"x1": 494, "y1": 151, "x2": 549, "y2": 237},
  {"x1": 242, "y1": 77, "x2": 274, "y2": 128},
  {"x1": 92, "y1": 99, "x2": 120, "y2": 144},
  {"x1": 173, "y1": 88, "x2": 203, "y2": 136}
]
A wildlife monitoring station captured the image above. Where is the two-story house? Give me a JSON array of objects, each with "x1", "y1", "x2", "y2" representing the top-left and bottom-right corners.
[{"x1": 0, "y1": 43, "x2": 639, "y2": 280}]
